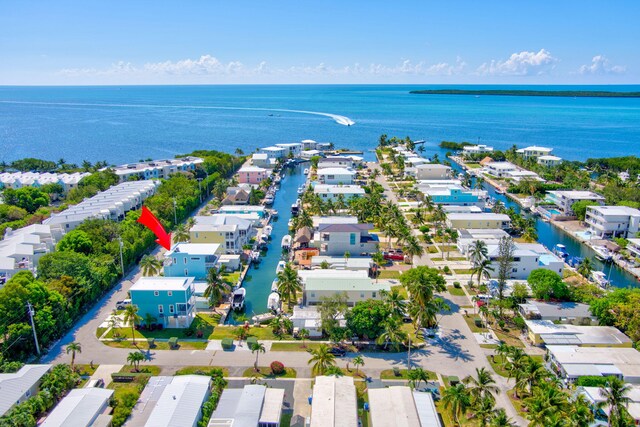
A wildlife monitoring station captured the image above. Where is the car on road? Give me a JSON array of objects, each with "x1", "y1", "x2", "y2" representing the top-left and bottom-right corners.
[
  {"x1": 383, "y1": 249, "x2": 405, "y2": 261},
  {"x1": 116, "y1": 299, "x2": 132, "y2": 310},
  {"x1": 328, "y1": 347, "x2": 347, "y2": 357}
]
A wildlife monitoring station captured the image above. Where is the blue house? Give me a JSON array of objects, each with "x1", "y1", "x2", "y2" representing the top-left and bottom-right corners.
[
  {"x1": 163, "y1": 243, "x2": 221, "y2": 280},
  {"x1": 129, "y1": 277, "x2": 196, "y2": 328},
  {"x1": 420, "y1": 186, "x2": 486, "y2": 208}
]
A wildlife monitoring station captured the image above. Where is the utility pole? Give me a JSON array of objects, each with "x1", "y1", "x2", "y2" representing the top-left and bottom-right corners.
[
  {"x1": 118, "y1": 237, "x2": 125, "y2": 276},
  {"x1": 26, "y1": 302, "x2": 40, "y2": 356},
  {"x1": 407, "y1": 335, "x2": 411, "y2": 370},
  {"x1": 172, "y1": 198, "x2": 178, "y2": 225},
  {"x1": 197, "y1": 178, "x2": 203, "y2": 203}
]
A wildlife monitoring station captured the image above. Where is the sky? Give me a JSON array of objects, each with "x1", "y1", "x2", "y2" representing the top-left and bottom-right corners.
[{"x1": 1, "y1": 1, "x2": 639, "y2": 85}]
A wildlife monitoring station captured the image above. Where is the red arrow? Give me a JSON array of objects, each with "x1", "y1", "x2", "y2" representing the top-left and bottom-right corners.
[{"x1": 137, "y1": 206, "x2": 172, "y2": 250}]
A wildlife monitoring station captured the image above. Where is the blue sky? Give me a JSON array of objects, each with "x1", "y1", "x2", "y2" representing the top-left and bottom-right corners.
[{"x1": 1, "y1": 1, "x2": 638, "y2": 85}]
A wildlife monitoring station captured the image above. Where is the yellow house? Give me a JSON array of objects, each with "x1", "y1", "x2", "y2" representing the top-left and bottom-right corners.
[{"x1": 446, "y1": 213, "x2": 511, "y2": 230}]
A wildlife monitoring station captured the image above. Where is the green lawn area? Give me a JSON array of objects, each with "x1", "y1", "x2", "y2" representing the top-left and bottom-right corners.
[
  {"x1": 378, "y1": 270, "x2": 401, "y2": 279},
  {"x1": 493, "y1": 329, "x2": 525, "y2": 348},
  {"x1": 462, "y1": 315, "x2": 488, "y2": 333},
  {"x1": 427, "y1": 246, "x2": 439, "y2": 254},
  {"x1": 380, "y1": 368, "x2": 436, "y2": 380},
  {"x1": 96, "y1": 327, "x2": 107, "y2": 338},
  {"x1": 242, "y1": 367, "x2": 297, "y2": 378},
  {"x1": 466, "y1": 163, "x2": 482, "y2": 169},
  {"x1": 102, "y1": 339, "x2": 208, "y2": 351},
  {"x1": 453, "y1": 268, "x2": 475, "y2": 275},
  {"x1": 280, "y1": 412, "x2": 293, "y2": 427},
  {"x1": 119, "y1": 364, "x2": 162, "y2": 376},
  {"x1": 401, "y1": 323, "x2": 424, "y2": 344},
  {"x1": 431, "y1": 257, "x2": 467, "y2": 261},
  {"x1": 391, "y1": 285, "x2": 408, "y2": 298},
  {"x1": 104, "y1": 313, "x2": 217, "y2": 340},
  {"x1": 174, "y1": 366, "x2": 229, "y2": 377},
  {"x1": 209, "y1": 325, "x2": 291, "y2": 341},
  {"x1": 75, "y1": 364, "x2": 98, "y2": 377},
  {"x1": 447, "y1": 286, "x2": 467, "y2": 296},
  {"x1": 269, "y1": 342, "x2": 324, "y2": 351},
  {"x1": 488, "y1": 354, "x2": 510, "y2": 377},
  {"x1": 222, "y1": 272, "x2": 241, "y2": 285},
  {"x1": 355, "y1": 380, "x2": 370, "y2": 427}
]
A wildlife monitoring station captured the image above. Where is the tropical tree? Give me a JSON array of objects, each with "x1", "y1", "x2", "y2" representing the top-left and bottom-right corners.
[
  {"x1": 276, "y1": 263, "x2": 303, "y2": 309},
  {"x1": 463, "y1": 367, "x2": 500, "y2": 405},
  {"x1": 204, "y1": 266, "x2": 230, "y2": 309},
  {"x1": 522, "y1": 227, "x2": 538, "y2": 243},
  {"x1": 139, "y1": 254, "x2": 162, "y2": 276},
  {"x1": 598, "y1": 377, "x2": 631, "y2": 426},
  {"x1": 127, "y1": 351, "x2": 145, "y2": 371},
  {"x1": 569, "y1": 394, "x2": 595, "y2": 427},
  {"x1": 442, "y1": 383, "x2": 472, "y2": 426},
  {"x1": 471, "y1": 258, "x2": 494, "y2": 288},
  {"x1": 376, "y1": 318, "x2": 407, "y2": 351},
  {"x1": 468, "y1": 240, "x2": 488, "y2": 266},
  {"x1": 250, "y1": 342, "x2": 266, "y2": 372},
  {"x1": 352, "y1": 355, "x2": 364, "y2": 376},
  {"x1": 577, "y1": 257, "x2": 594, "y2": 278},
  {"x1": 307, "y1": 344, "x2": 336, "y2": 376},
  {"x1": 408, "y1": 367, "x2": 430, "y2": 390},
  {"x1": 299, "y1": 328, "x2": 310, "y2": 348},
  {"x1": 172, "y1": 224, "x2": 190, "y2": 243},
  {"x1": 472, "y1": 397, "x2": 496, "y2": 426},
  {"x1": 403, "y1": 235, "x2": 424, "y2": 264},
  {"x1": 381, "y1": 288, "x2": 407, "y2": 320},
  {"x1": 489, "y1": 409, "x2": 518, "y2": 427},
  {"x1": 65, "y1": 342, "x2": 82, "y2": 371},
  {"x1": 144, "y1": 313, "x2": 157, "y2": 328},
  {"x1": 123, "y1": 305, "x2": 142, "y2": 345}
]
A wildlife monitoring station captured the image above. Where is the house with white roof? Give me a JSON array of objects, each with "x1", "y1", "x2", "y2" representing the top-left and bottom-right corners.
[
  {"x1": 300, "y1": 269, "x2": 390, "y2": 306},
  {"x1": 537, "y1": 155, "x2": 563, "y2": 167},
  {"x1": 369, "y1": 386, "x2": 442, "y2": 427},
  {"x1": 585, "y1": 205, "x2": 640, "y2": 238},
  {"x1": 523, "y1": 319, "x2": 631, "y2": 347},
  {"x1": 310, "y1": 256, "x2": 374, "y2": 273},
  {"x1": 0, "y1": 364, "x2": 52, "y2": 416},
  {"x1": 217, "y1": 205, "x2": 267, "y2": 218},
  {"x1": 579, "y1": 385, "x2": 640, "y2": 425},
  {"x1": 418, "y1": 186, "x2": 486, "y2": 208},
  {"x1": 405, "y1": 164, "x2": 451, "y2": 180},
  {"x1": 41, "y1": 388, "x2": 114, "y2": 427},
  {"x1": 517, "y1": 146, "x2": 553, "y2": 159},
  {"x1": 260, "y1": 146, "x2": 288, "y2": 159},
  {"x1": 0, "y1": 172, "x2": 90, "y2": 193},
  {"x1": 518, "y1": 300, "x2": 597, "y2": 323},
  {"x1": 107, "y1": 157, "x2": 203, "y2": 182},
  {"x1": 190, "y1": 215, "x2": 253, "y2": 254},
  {"x1": 129, "y1": 277, "x2": 196, "y2": 328},
  {"x1": 0, "y1": 224, "x2": 57, "y2": 283},
  {"x1": 483, "y1": 161, "x2": 518, "y2": 178},
  {"x1": 484, "y1": 242, "x2": 564, "y2": 280},
  {"x1": 442, "y1": 205, "x2": 483, "y2": 214},
  {"x1": 313, "y1": 222, "x2": 379, "y2": 256},
  {"x1": 208, "y1": 384, "x2": 285, "y2": 427},
  {"x1": 313, "y1": 184, "x2": 365, "y2": 202},
  {"x1": 546, "y1": 190, "x2": 606, "y2": 215},
  {"x1": 456, "y1": 228, "x2": 510, "y2": 254},
  {"x1": 301, "y1": 149, "x2": 323, "y2": 160},
  {"x1": 628, "y1": 238, "x2": 640, "y2": 259},
  {"x1": 310, "y1": 376, "x2": 358, "y2": 427},
  {"x1": 164, "y1": 243, "x2": 221, "y2": 280},
  {"x1": 317, "y1": 156, "x2": 356, "y2": 170},
  {"x1": 446, "y1": 213, "x2": 511, "y2": 230},
  {"x1": 311, "y1": 215, "x2": 359, "y2": 229},
  {"x1": 316, "y1": 167, "x2": 356, "y2": 185},
  {"x1": 547, "y1": 345, "x2": 640, "y2": 383},
  {"x1": 504, "y1": 170, "x2": 544, "y2": 183},
  {"x1": 251, "y1": 153, "x2": 276, "y2": 169},
  {"x1": 462, "y1": 144, "x2": 494, "y2": 156},
  {"x1": 405, "y1": 156, "x2": 429, "y2": 167},
  {"x1": 276, "y1": 142, "x2": 303, "y2": 158}
]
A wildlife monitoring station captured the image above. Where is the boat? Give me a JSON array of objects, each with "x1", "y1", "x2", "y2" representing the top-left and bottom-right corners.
[
  {"x1": 304, "y1": 168, "x2": 309, "y2": 175},
  {"x1": 274, "y1": 175, "x2": 282, "y2": 184},
  {"x1": 281, "y1": 234, "x2": 292, "y2": 250},
  {"x1": 291, "y1": 200, "x2": 300, "y2": 216},
  {"x1": 263, "y1": 225, "x2": 273, "y2": 237},
  {"x1": 271, "y1": 209, "x2": 279, "y2": 218},
  {"x1": 297, "y1": 185, "x2": 306, "y2": 195},
  {"x1": 276, "y1": 260, "x2": 286, "y2": 274},
  {"x1": 495, "y1": 188, "x2": 506, "y2": 195},
  {"x1": 592, "y1": 245, "x2": 613, "y2": 262},
  {"x1": 553, "y1": 244, "x2": 569, "y2": 259},
  {"x1": 271, "y1": 279, "x2": 279, "y2": 292},
  {"x1": 263, "y1": 195, "x2": 274, "y2": 205},
  {"x1": 250, "y1": 250, "x2": 261, "y2": 263},
  {"x1": 231, "y1": 288, "x2": 246, "y2": 311},
  {"x1": 590, "y1": 271, "x2": 610, "y2": 288},
  {"x1": 267, "y1": 292, "x2": 281, "y2": 312}
]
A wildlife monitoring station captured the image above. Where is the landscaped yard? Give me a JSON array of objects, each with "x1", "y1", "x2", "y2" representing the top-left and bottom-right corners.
[
  {"x1": 119, "y1": 364, "x2": 162, "y2": 376},
  {"x1": 102, "y1": 313, "x2": 217, "y2": 340},
  {"x1": 378, "y1": 270, "x2": 401, "y2": 279},
  {"x1": 380, "y1": 368, "x2": 436, "y2": 380},
  {"x1": 269, "y1": 342, "x2": 325, "y2": 351},
  {"x1": 102, "y1": 339, "x2": 208, "y2": 351},
  {"x1": 242, "y1": 367, "x2": 297, "y2": 378},
  {"x1": 462, "y1": 315, "x2": 488, "y2": 333},
  {"x1": 453, "y1": 268, "x2": 475, "y2": 275},
  {"x1": 209, "y1": 325, "x2": 292, "y2": 341},
  {"x1": 174, "y1": 366, "x2": 229, "y2": 377},
  {"x1": 391, "y1": 285, "x2": 408, "y2": 298},
  {"x1": 447, "y1": 286, "x2": 467, "y2": 296},
  {"x1": 466, "y1": 163, "x2": 482, "y2": 169},
  {"x1": 493, "y1": 328, "x2": 525, "y2": 348}
]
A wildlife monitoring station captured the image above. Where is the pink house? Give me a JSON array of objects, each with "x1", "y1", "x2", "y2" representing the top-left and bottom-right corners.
[{"x1": 237, "y1": 166, "x2": 269, "y2": 185}]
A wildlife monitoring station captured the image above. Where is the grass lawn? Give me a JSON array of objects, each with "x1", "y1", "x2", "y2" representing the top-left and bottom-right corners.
[
  {"x1": 119, "y1": 364, "x2": 162, "y2": 376},
  {"x1": 401, "y1": 323, "x2": 424, "y2": 344},
  {"x1": 431, "y1": 257, "x2": 467, "y2": 261},
  {"x1": 75, "y1": 364, "x2": 98, "y2": 377},
  {"x1": 355, "y1": 380, "x2": 370, "y2": 427},
  {"x1": 447, "y1": 286, "x2": 467, "y2": 296},
  {"x1": 493, "y1": 329, "x2": 524, "y2": 348},
  {"x1": 466, "y1": 163, "x2": 482, "y2": 169},
  {"x1": 242, "y1": 367, "x2": 297, "y2": 379},
  {"x1": 463, "y1": 315, "x2": 488, "y2": 333},
  {"x1": 453, "y1": 268, "x2": 475, "y2": 275},
  {"x1": 270, "y1": 342, "x2": 324, "y2": 351},
  {"x1": 436, "y1": 398, "x2": 478, "y2": 426},
  {"x1": 102, "y1": 340, "x2": 208, "y2": 351},
  {"x1": 280, "y1": 412, "x2": 293, "y2": 427},
  {"x1": 175, "y1": 366, "x2": 229, "y2": 377},
  {"x1": 105, "y1": 313, "x2": 216, "y2": 340},
  {"x1": 427, "y1": 246, "x2": 440, "y2": 254},
  {"x1": 209, "y1": 325, "x2": 291, "y2": 341},
  {"x1": 378, "y1": 270, "x2": 401, "y2": 279},
  {"x1": 391, "y1": 285, "x2": 408, "y2": 298},
  {"x1": 488, "y1": 354, "x2": 510, "y2": 377},
  {"x1": 96, "y1": 327, "x2": 107, "y2": 338},
  {"x1": 380, "y1": 368, "x2": 436, "y2": 380}
]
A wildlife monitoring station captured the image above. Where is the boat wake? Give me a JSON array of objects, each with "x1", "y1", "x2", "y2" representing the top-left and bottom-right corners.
[{"x1": 0, "y1": 101, "x2": 356, "y2": 126}]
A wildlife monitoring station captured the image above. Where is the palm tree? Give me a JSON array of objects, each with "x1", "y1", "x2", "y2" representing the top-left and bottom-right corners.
[
  {"x1": 66, "y1": 342, "x2": 82, "y2": 370},
  {"x1": 204, "y1": 267, "x2": 230, "y2": 309},
  {"x1": 489, "y1": 409, "x2": 518, "y2": 427},
  {"x1": 123, "y1": 305, "x2": 142, "y2": 345},
  {"x1": 376, "y1": 318, "x2": 407, "y2": 351},
  {"x1": 520, "y1": 359, "x2": 550, "y2": 395},
  {"x1": 144, "y1": 313, "x2": 157, "y2": 328},
  {"x1": 569, "y1": 394, "x2": 595, "y2": 427},
  {"x1": 380, "y1": 288, "x2": 407, "y2": 320},
  {"x1": 299, "y1": 328, "x2": 310, "y2": 348},
  {"x1": 472, "y1": 396, "x2": 495, "y2": 426},
  {"x1": 352, "y1": 355, "x2": 364, "y2": 376},
  {"x1": 578, "y1": 257, "x2": 594, "y2": 278},
  {"x1": 522, "y1": 227, "x2": 538, "y2": 243},
  {"x1": 408, "y1": 367, "x2": 430, "y2": 390},
  {"x1": 463, "y1": 367, "x2": 500, "y2": 404},
  {"x1": 250, "y1": 342, "x2": 266, "y2": 372},
  {"x1": 127, "y1": 351, "x2": 145, "y2": 371},
  {"x1": 139, "y1": 254, "x2": 162, "y2": 276},
  {"x1": 307, "y1": 344, "x2": 336, "y2": 376},
  {"x1": 172, "y1": 224, "x2": 190, "y2": 243},
  {"x1": 468, "y1": 240, "x2": 488, "y2": 266},
  {"x1": 403, "y1": 235, "x2": 424, "y2": 264},
  {"x1": 442, "y1": 383, "x2": 472, "y2": 426},
  {"x1": 471, "y1": 258, "x2": 494, "y2": 288},
  {"x1": 276, "y1": 264, "x2": 303, "y2": 309},
  {"x1": 598, "y1": 377, "x2": 631, "y2": 426}
]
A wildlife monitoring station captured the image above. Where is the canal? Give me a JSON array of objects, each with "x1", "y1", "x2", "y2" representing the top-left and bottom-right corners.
[
  {"x1": 229, "y1": 162, "x2": 308, "y2": 322},
  {"x1": 446, "y1": 159, "x2": 639, "y2": 288}
]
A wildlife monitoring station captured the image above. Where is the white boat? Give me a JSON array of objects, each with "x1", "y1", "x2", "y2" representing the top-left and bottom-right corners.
[
  {"x1": 281, "y1": 234, "x2": 292, "y2": 249},
  {"x1": 271, "y1": 279, "x2": 279, "y2": 292},
  {"x1": 304, "y1": 168, "x2": 309, "y2": 175},
  {"x1": 274, "y1": 175, "x2": 282, "y2": 184},
  {"x1": 267, "y1": 292, "x2": 281, "y2": 312},
  {"x1": 276, "y1": 260, "x2": 286, "y2": 274},
  {"x1": 592, "y1": 245, "x2": 613, "y2": 262},
  {"x1": 250, "y1": 251, "x2": 261, "y2": 263},
  {"x1": 297, "y1": 185, "x2": 305, "y2": 195},
  {"x1": 264, "y1": 195, "x2": 274, "y2": 205},
  {"x1": 263, "y1": 225, "x2": 273, "y2": 237},
  {"x1": 271, "y1": 209, "x2": 279, "y2": 218},
  {"x1": 231, "y1": 288, "x2": 246, "y2": 311},
  {"x1": 590, "y1": 271, "x2": 610, "y2": 288},
  {"x1": 553, "y1": 244, "x2": 569, "y2": 259}
]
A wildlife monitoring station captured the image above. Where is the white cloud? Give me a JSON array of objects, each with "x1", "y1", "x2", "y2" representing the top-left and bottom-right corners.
[
  {"x1": 426, "y1": 56, "x2": 467, "y2": 76},
  {"x1": 579, "y1": 55, "x2": 626, "y2": 75},
  {"x1": 477, "y1": 49, "x2": 557, "y2": 76}
]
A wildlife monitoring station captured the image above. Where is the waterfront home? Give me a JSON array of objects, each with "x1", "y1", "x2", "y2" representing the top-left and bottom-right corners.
[
  {"x1": 418, "y1": 186, "x2": 486, "y2": 208},
  {"x1": 504, "y1": 169, "x2": 544, "y2": 182},
  {"x1": 442, "y1": 205, "x2": 483, "y2": 214},
  {"x1": 456, "y1": 228, "x2": 510, "y2": 254},
  {"x1": 628, "y1": 238, "x2": 640, "y2": 259},
  {"x1": 41, "y1": 388, "x2": 114, "y2": 427},
  {"x1": 312, "y1": 215, "x2": 359, "y2": 229},
  {"x1": 276, "y1": 142, "x2": 303, "y2": 158},
  {"x1": 221, "y1": 187, "x2": 250, "y2": 205},
  {"x1": 217, "y1": 205, "x2": 266, "y2": 218},
  {"x1": 462, "y1": 144, "x2": 494, "y2": 156},
  {"x1": 316, "y1": 167, "x2": 356, "y2": 185},
  {"x1": 0, "y1": 171, "x2": 90, "y2": 193},
  {"x1": 301, "y1": 139, "x2": 318, "y2": 150},
  {"x1": 251, "y1": 153, "x2": 276, "y2": 169},
  {"x1": 310, "y1": 256, "x2": 374, "y2": 274},
  {"x1": 294, "y1": 226, "x2": 313, "y2": 249},
  {"x1": 317, "y1": 156, "x2": 355, "y2": 169},
  {"x1": 483, "y1": 161, "x2": 518, "y2": 178},
  {"x1": 405, "y1": 156, "x2": 429, "y2": 167},
  {"x1": 446, "y1": 212, "x2": 511, "y2": 230},
  {"x1": 209, "y1": 385, "x2": 284, "y2": 427},
  {"x1": 585, "y1": 205, "x2": 640, "y2": 238},
  {"x1": 301, "y1": 149, "x2": 322, "y2": 160},
  {"x1": 516, "y1": 145, "x2": 553, "y2": 159},
  {"x1": 129, "y1": 277, "x2": 196, "y2": 328},
  {"x1": 260, "y1": 146, "x2": 288, "y2": 159},
  {"x1": 404, "y1": 163, "x2": 451, "y2": 180},
  {"x1": 546, "y1": 345, "x2": 640, "y2": 383},
  {"x1": 578, "y1": 385, "x2": 640, "y2": 425},
  {"x1": 106, "y1": 157, "x2": 203, "y2": 182},
  {"x1": 44, "y1": 180, "x2": 160, "y2": 235},
  {"x1": 522, "y1": 319, "x2": 631, "y2": 347},
  {"x1": 310, "y1": 376, "x2": 358, "y2": 427},
  {"x1": 369, "y1": 386, "x2": 442, "y2": 427},
  {"x1": 546, "y1": 190, "x2": 606, "y2": 215},
  {"x1": 131, "y1": 375, "x2": 211, "y2": 427},
  {"x1": 519, "y1": 300, "x2": 597, "y2": 323},
  {"x1": 237, "y1": 166, "x2": 269, "y2": 185},
  {"x1": 313, "y1": 184, "x2": 365, "y2": 202},
  {"x1": 291, "y1": 306, "x2": 338, "y2": 337},
  {"x1": 0, "y1": 364, "x2": 52, "y2": 416},
  {"x1": 190, "y1": 215, "x2": 253, "y2": 254},
  {"x1": 484, "y1": 243, "x2": 564, "y2": 280},
  {"x1": 537, "y1": 155, "x2": 563, "y2": 167},
  {"x1": 164, "y1": 243, "x2": 221, "y2": 280},
  {"x1": 301, "y1": 270, "x2": 390, "y2": 306},
  {"x1": 313, "y1": 222, "x2": 379, "y2": 256}
]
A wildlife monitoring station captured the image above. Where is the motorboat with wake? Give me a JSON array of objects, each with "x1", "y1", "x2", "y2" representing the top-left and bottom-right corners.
[{"x1": 590, "y1": 271, "x2": 610, "y2": 288}]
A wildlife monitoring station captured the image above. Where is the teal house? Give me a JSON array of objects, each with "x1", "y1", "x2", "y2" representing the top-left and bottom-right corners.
[
  {"x1": 420, "y1": 186, "x2": 486, "y2": 208},
  {"x1": 163, "y1": 243, "x2": 221, "y2": 280},
  {"x1": 129, "y1": 277, "x2": 196, "y2": 328}
]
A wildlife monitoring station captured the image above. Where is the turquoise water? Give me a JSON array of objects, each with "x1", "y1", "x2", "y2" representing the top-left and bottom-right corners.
[{"x1": 1, "y1": 85, "x2": 640, "y2": 164}]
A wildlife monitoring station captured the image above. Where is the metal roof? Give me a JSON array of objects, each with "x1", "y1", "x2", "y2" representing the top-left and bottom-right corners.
[
  {"x1": 143, "y1": 375, "x2": 211, "y2": 427},
  {"x1": 0, "y1": 364, "x2": 51, "y2": 416},
  {"x1": 310, "y1": 376, "x2": 358, "y2": 427},
  {"x1": 41, "y1": 388, "x2": 113, "y2": 427}
]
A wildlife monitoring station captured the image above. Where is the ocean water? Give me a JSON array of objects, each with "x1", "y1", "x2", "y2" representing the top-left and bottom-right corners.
[{"x1": 1, "y1": 85, "x2": 640, "y2": 164}]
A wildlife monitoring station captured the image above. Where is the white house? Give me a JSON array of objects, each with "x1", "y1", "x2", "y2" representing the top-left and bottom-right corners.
[
  {"x1": 313, "y1": 223, "x2": 379, "y2": 256},
  {"x1": 317, "y1": 156, "x2": 355, "y2": 169},
  {"x1": 537, "y1": 155, "x2": 563, "y2": 167},
  {"x1": 369, "y1": 386, "x2": 442, "y2": 427},
  {"x1": 456, "y1": 228, "x2": 510, "y2": 254},
  {"x1": 628, "y1": 238, "x2": 640, "y2": 259},
  {"x1": 484, "y1": 243, "x2": 564, "y2": 280},
  {"x1": 484, "y1": 161, "x2": 518, "y2": 178},
  {"x1": 209, "y1": 385, "x2": 284, "y2": 427},
  {"x1": 316, "y1": 167, "x2": 356, "y2": 185},
  {"x1": 41, "y1": 388, "x2": 114, "y2": 427},
  {"x1": 299, "y1": 269, "x2": 390, "y2": 306},
  {"x1": 313, "y1": 184, "x2": 365, "y2": 202},
  {"x1": 446, "y1": 213, "x2": 511, "y2": 230},
  {"x1": 0, "y1": 172, "x2": 90, "y2": 193},
  {"x1": 0, "y1": 364, "x2": 52, "y2": 416},
  {"x1": 251, "y1": 153, "x2": 276, "y2": 169},
  {"x1": 0, "y1": 224, "x2": 57, "y2": 283},
  {"x1": 405, "y1": 164, "x2": 451, "y2": 180},
  {"x1": 310, "y1": 376, "x2": 358, "y2": 427},
  {"x1": 522, "y1": 319, "x2": 631, "y2": 347},
  {"x1": 546, "y1": 190, "x2": 606, "y2": 215},
  {"x1": 516, "y1": 146, "x2": 553, "y2": 159},
  {"x1": 276, "y1": 142, "x2": 303, "y2": 158},
  {"x1": 547, "y1": 345, "x2": 640, "y2": 383},
  {"x1": 462, "y1": 144, "x2": 494, "y2": 155},
  {"x1": 190, "y1": 215, "x2": 254, "y2": 254},
  {"x1": 585, "y1": 205, "x2": 640, "y2": 238},
  {"x1": 260, "y1": 146, "x2": 288, "y2": 159},
  {"x1": 107, "y1": 157, "x2": 203, "y2": 182}
]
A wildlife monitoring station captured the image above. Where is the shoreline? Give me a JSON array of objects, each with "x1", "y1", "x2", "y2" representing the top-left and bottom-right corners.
[{"x1": 410, "y1": 89, "x2": 640, "y2": 98}]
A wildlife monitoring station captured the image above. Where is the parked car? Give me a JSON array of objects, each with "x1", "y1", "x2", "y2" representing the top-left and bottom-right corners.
[
  {"x1": 383, "y1": 250, "x2": 405, "y2": 261},
  {"x1": 328, "y1": 347, "x2": 347, "y2": 357},
  {"x1": 86, "y1": 378, "x2": 105, "y2": 388},
  {"x1": 116, "y1": 299, "x2": 132, "y2": 310}
]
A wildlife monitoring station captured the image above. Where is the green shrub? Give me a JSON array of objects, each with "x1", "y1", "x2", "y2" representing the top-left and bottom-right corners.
[
  {"x1": 453, "y1": 282, "x2": 461, "y2": 288},
  {"x1": 270, "y1": 361, "x2": 285, "y2": 375}
]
